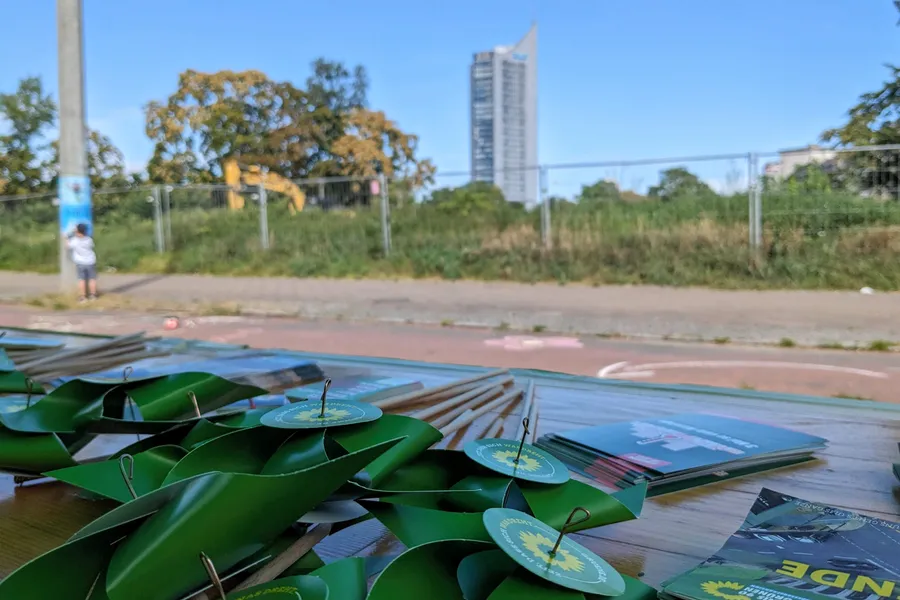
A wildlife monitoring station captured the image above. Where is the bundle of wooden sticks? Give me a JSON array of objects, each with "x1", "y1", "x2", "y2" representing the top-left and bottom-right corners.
[
  {"x1": 5, "y1": 332, "x2": 168, "y2": 383},
  {"x1": 371, "y1": 368, "x2": 539, "y2": 444}
]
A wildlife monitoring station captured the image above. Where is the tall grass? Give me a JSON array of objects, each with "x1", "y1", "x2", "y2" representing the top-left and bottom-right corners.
[{"x1": 2, "y1": 188, "x2": 900, "y2": 289}]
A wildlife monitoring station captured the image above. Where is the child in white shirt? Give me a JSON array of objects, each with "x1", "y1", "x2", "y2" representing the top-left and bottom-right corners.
[{"x1": 67, "y1": 223, "x2": 98, "y2": 302}]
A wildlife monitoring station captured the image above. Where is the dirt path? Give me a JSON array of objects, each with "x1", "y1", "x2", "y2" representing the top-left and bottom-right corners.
[{"x1": 1, "y1": 272, "x2": 896, "y2": 346}]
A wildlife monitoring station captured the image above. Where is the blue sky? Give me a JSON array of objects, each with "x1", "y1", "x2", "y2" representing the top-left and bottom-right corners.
[{"x1": 2, "y1": 0, "x2": 898, "y2": 196}]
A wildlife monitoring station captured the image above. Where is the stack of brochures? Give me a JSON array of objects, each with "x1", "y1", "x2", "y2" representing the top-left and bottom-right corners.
[
  {"x1": 536, "y1": 413, "x2": 827, "y2": 495},
  {"x1": 660, "y1": 488, "x2": 900, "y2": 600},
  {"x1": 286, "y1": 375, "x2": 423, "y2": 404}
]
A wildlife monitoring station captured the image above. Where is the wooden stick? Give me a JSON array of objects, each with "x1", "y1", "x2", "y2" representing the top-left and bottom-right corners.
[
  {"x1": 439, "y1": 388, "x2": 523, "y2": 436},
  {"x1": 413, "y1": 376, "x2": 514, "y2": 421},
  {"x1": 514, "y1": 380, "x2": 535, "y2": 439},
  {"x1": 393, "y1": 380, "x2": 484, "y2": 410},
  {"x1": 439, "y1": 410, "x2": 475, "y2": 436},
  {"x1": 373, "y1": 369, "x2": 509, "y2": 409},
  {"x1": 230, "y1": 523, "x2": 332, "y2": 593},
  {"x1": 527, "y1": 390, "x2": 540, "y2": 443},
  {"x1": 430, "y1": 385, "x2": 505, "y2": 429},
  {"x1": 482, "y1": 416, "x2": 505, "y2": 439},
  {"x1": 16, "y1": 332, "x2": 148, "y2": 370}
]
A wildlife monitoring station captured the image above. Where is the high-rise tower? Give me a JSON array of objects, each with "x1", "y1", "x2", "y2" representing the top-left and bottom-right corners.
[{"x1": 470, "y1": 24, "x2": 538, "y2": 206}]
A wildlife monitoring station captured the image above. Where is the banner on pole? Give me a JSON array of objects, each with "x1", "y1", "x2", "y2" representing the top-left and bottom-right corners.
[{"x1": 58, "y1": 175, "x2": 93, "y2": 235}]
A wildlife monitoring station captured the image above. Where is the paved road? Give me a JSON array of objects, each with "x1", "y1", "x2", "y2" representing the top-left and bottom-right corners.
[
  {"x1": 1, "y1": 272, "x2": 897, "y2": 346},
  {"x1": 3, "y1": 305, "x2": 898, "y2": 403}
]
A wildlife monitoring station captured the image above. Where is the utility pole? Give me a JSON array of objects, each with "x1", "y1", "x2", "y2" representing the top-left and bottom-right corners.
[{"x1": 56, "y1": 0, "x2": 90, "y2": 291}]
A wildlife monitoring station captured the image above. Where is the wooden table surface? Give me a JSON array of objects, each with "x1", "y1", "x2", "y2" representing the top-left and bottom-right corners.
[{"x1": 1, "y1": 351, "x2": 899, "y2": 589}]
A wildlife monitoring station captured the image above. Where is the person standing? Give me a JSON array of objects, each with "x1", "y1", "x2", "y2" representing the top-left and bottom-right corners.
[{"x1": 66, "y1": 223, "x2": 98, "y2": 302}]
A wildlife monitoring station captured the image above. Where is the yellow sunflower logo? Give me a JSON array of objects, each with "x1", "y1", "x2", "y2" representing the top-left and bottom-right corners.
[
  {"x1": 493, "y1": 450, "x2": 541, "y2": 472},
  {"x1": 292, "y1": 408, "x2": 352, "y2": 422},
  {"x1": 701, "y1": 581, "x2": 750, "y2": 600},
  {"x1": 519, "y1": 531, "x2": 585, "y2": 572}
]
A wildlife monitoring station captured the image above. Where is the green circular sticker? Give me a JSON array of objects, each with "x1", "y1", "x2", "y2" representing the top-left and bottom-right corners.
[
  {"x1": 464, "y1": 439, "x2": 570, "y2": 484},
  {"x1": 260, "y1": 399, "x2": 382, "y2": 429},
  {"x1": 483, "y1": 508, "x2": 625, "y2": 596}
]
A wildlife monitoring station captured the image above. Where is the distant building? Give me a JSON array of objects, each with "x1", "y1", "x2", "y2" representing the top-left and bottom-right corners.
[
  {"x1": 470, "y1": 24, "x2": 538, "y2": 206},
  {"x1": 763, "y1": 145, "x2": 838, "y2": 180}
]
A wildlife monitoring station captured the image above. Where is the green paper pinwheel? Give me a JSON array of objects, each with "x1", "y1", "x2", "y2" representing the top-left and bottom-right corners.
[
  {"x1": 47, "y1": 412, "x2": 442, "y2": 505},
  {"x1": 360, "y1": 446, "x2": 647, "y2": 548},
  {"x1": 357, "y1": 430, "x2": 649, "y2": 599},
  {"x1": 221, "y1": 556, "x2": 368, "y2": 600},
  {"x1": 0, "y1": 371, "x2": 266, "y2": 477},
  {"x1": 0, "y1": 348, "x2": 34, "y2": 394},
  {"x1": 45, "y1": 407, "x2": 275, "y2": 502},
  {"x1": 0, "y1": 437, "x2": 400, "y2": 600},
  {"x1": 367, "y1": 538, "x2": 659, "y2": 600}
]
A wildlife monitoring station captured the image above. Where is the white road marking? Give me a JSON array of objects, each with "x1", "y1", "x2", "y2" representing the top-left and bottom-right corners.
[{"x1": 597, "y1": 360, "x2": 888, "y2": 380}]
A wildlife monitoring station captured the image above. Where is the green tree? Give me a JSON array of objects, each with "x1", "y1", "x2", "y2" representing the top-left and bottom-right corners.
[
  {"x1": 648, "y1": 167, "x2": 716, "y2": 201},
  {"x1": 427, "y1": 181, "x2": 508, "y2": 218},
  {"x1": 577, "y1": 179, "x2": 620, "y2": 205},
  {"x1": 48, "y1": 129, "x2": 130, "y2": 191},
  {"x1": 820, "y1": 5, "x2": 900, "y2": 195},
  {"x1": 0, "y1": 77, "x2": 56, "y2": 195}
]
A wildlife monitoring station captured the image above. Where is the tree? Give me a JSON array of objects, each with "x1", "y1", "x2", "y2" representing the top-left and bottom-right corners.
[
  {"x1": 0, "y1": 77, "x2": 56, "y2": 195},
  {"x1": 576, "y1": 179, "x2": 620, "y2": 204},
  {"x1": 144, "y1": 62, "x2": 433, "y2": 187},
  {"x1": 427, "y1": 181, "x2": 508, "y2": 218},
  {"x1": 144, "y1": 69, "x2": 317, "y2": 183},
  {"x1": 48, "y1": 129, "x2": 130, "y2": 191},
  {"x1": 303, "y1": 59, "x2": 368, "y2": 176},
  {"x1": 329, "y1": 108, "x2": 435, "y2": 185},
  {"x1": 648, "y1": 167, "x2": 716, "y2": 201},
  {"x1": 819, "y1": 4, "x2": 900, "y2": 195}
]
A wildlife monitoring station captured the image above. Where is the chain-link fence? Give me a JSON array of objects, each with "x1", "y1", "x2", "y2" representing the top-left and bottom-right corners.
[
  {"x1": 3, "y1": 145, "x2": 900, "y2": 286},
  {"x1": 542, "y1": 154, "x2": 755, "y2": 283},
  {"x1": 756, "y1": 145, "x2": 900, "y2": 287}
]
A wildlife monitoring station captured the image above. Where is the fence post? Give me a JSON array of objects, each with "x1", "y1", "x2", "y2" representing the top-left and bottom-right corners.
[
  {"x1": 162, "y1": 185, "x2": 173, "y2": 250},
  {"x1": 747, "y1": 153, "x2": 762, "y2": 252},
  {"x1": 753, "y1": 158, "x2": 763, "y2": 251},
  {"x1": 258, "y1": 183, "x2": 270, "y2": 250},
  {"x1": 379, "y1": 173, "x2": 392, "y2": 256},
  {"x1": 151, "y1": 185, "x2": 165, "y2": 253},
  {"x1": 539, "y1": 166, "x2": 551, "y2": 249}
]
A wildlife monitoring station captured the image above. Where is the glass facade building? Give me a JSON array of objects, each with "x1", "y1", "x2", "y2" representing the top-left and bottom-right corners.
[{"x1": 469, "y1": 24, "x2": 538, "y2": 206}]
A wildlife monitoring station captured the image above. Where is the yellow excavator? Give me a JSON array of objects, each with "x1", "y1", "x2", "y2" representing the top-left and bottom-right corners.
[{"x1": 223, "y1": 158, "x2": 306, "y2": 214}]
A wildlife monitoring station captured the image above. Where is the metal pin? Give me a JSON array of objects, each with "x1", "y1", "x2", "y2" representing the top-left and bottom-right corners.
[
  {"x1": 200, "y1": 552, "x2": 226, "y2": 599},
  {"x1": 318, "y1": 378, "x2": 332, "y2": 419},
  {"x1": 514, "y1": 417, "x2": 530, "y2": 465},
  {"x1": 188, "y1": 391, "x2": 201, "y2": 419},
  {"x1": 25, "y1": 379, "x2": 33, "y2": 409},
  {"x1": 122, "y1": 366, "x2": 133, "y2": 381},
  {"x1": 127, "y1": 398, "x2": 142, "y2": 442},
  {"x1": 118, "y1": 454, "x2": 137, "y2": 500},
  {"x1": 550, "y1": 507, "x2": 591, "y2": 556}
]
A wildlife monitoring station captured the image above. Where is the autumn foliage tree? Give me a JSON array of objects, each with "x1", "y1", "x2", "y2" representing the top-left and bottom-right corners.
[{"x1": 144, "y1": 60, "x2": 434, "y2": 187}]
